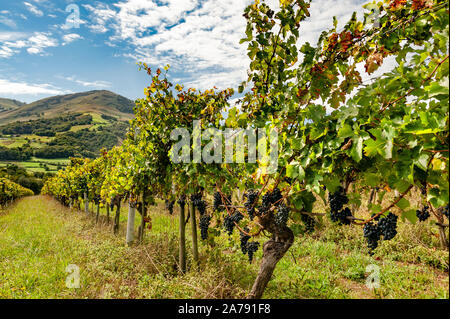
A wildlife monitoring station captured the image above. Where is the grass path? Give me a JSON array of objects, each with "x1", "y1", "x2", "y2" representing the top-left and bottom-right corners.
[
  {"x1": 0, "y1": 196, "x2": 251, "y2": 298},
  {"x1": 0, "y1": 196, "x2": 448, "y2": 299},
  {"x1": 0, "y1": 196, "x2": 169, "y2": 298}
]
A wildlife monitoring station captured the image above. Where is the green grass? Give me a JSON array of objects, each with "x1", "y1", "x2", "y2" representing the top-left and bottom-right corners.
[
  {"x1": 0, "y1": 158, "x2": 69, "y2": 173},
  {"x1": 0, "y1": 196, "x2": 448, "y2": 299},
  {"x1": 70, "y1": 125, "x2": 92, "y2": 132},
  {"x1": 21, "y1": 134, "x2": 53, "y2": 143},
  {"x1": 0, "y1": 162, "x2": 59, "y2": 173},
  {"x1": 87, "y1": 112, "x2": 109, "y2": 124},
  {"x1": 0, "y1": 137, "x2": 27, "y2": 148},
  {"x1": 30, "y1": 157, "x2": 70, "y2": 165},
  {"x1": 0, "y1": 134, "x2": 53, "y2": 149}
]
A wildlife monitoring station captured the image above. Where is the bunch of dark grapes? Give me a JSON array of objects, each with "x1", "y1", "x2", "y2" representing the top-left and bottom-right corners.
[
  {"x1": 191, "y1": 193, "x2": 207, "y2": 215},
  {"x1": 363, "y1": 212, "x2": 398, "y2": 254},
  {"x1": 197, "y1": 200, "x2": 206, "y2": 215},
  {"x1": 167, "y1": 201, "x2": 174, "y2": 215},
  {"x1": 257, "y1": 205, "x2": 269, "y2": 217},
  {"x1": 377, "y1": 212, "x2": 398, "y2": 240},
  {"x1": 330, "y1": 207, "x2": 352, "y2": 225},
  {"x1": 363, "y1": 222, "x2": 381, "y2": 254},
  {"x1": 213, "y1": 192, "x2": 222, "y2": 211},
  {"x1": 271, "y1": 188, "x2": 283, "y2": 205},
  {"x1": 177, "y1": 196, "x2": 186, "y2": 210},
  {"x1": 301, "y1": 213, "x2": 316, "y2": 232},
  {"x1": 328, "y1": 187, "x2": 349, "y2": 212},
  {"x1": 261, "y1": 192, "x2": 272, "y2": 207},
  {"x1": 244, "y1": 189, "x2": 258, "y2": 220},
  {"x1": 262, "y1": 188, "x2": 282, "y2": 207},
  {"x1": 275, "y1": 205, "x2": 290, "y2": 227},
  {"x1": 246, "y1": 241, "x2": 260, "y2": 263},
  {"x1": 420, "y1": 186, "x2": 427, "y2": 196},
  {"x1": 239, "y1": 228, "x2": 251, "y2": 254},
  {"x1": 223, "y1": 215, "x2": 234, "y2": 235},
  {"x1": 416, "y1": 206, "x2": 430, "y2": 222},
  {"x1": 191, "y1": 193, "x2": 202, "y2": 207},
  {"x1": 199, "y1": 215, "x2": 211, "y2": 240},
  {"x1": 442, "y1": 205, "x2": 449, "y2": 219},
  {"x1": 223, "y1": 211, "x2": 244, "y2": 235}
]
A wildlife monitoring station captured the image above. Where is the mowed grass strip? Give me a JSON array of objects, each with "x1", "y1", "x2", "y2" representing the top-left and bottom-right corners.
[
  {"x1": 0, "y1": 196, "x2": 448, "y2": 299},
  {"x1": 0, "y1": 196, "x2": 251, "y2": 299}
]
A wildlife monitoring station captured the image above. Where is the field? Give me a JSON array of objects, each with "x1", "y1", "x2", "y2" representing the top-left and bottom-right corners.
[
  {"x1": 0, "y1": 195, "x2": 447, "y2": 299},
  {"x1": 0, "y1": 158, "x2": 69, "y2": 173}
]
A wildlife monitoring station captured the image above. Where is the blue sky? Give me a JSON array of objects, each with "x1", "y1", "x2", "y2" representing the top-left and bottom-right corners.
[{"x1": 0, "y1": 0, "x2": 371, "y2": 103}]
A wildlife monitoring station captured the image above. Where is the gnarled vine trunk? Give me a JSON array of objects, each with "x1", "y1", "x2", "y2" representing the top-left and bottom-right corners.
[{"x1": 247, "y1": 214, "x2": 295, "y2": 299}]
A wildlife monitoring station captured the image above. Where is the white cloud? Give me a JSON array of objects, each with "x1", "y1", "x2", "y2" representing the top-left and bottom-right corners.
[
  {"x1": 24, "y1": 2, "x2": 44, "y2": 17},
  {"x1": 0, "y1": 33, "x2": 28, "y2": 58},
  {"x1": 0, "y1": 78, "x2": 70, "y2": 96},
  {"x1": 26, "y1": 47, "x2": 40, "y2": 54},
  {"x1": 60, "y1": 75, "x2": 112, "y2": 88},
  {"x1": 0, "y1": 31, "x2": 28, "y2": 42},
  {"x1": 62, "y1": 33, "x2": 83, "y2": 45},
  {"x1": 84, "y1": 0, "x2": 250, "y2": 89},
  {"x1": 83, "y1": 0, "x2": 375, "y2": 90},
  {"x1": 0, "y1": 46, "x2": 15, "y2": 58},
  {"x1": 83, "y1": 3, "x2": 116, "y2": 33},
  {"x1": 0, "y1": 16, "x2": 17, "y2": 28},
  {"x1": 26, "y1": 32, "x2": 58, "y2": 54},
  {"x1": 0, "y1": 32, "x2": 58, "y2": 57}
]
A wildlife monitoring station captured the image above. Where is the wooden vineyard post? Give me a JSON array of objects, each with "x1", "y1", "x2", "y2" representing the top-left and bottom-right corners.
[
  {"x1": 95, "y1": 202, "x2": 100, "y2": 223},
  {"x1": 113, "y1": 200, "x2": 121, "y2": 234},
  {"x1": 190, "y1": 201, "x2": 199, "y2": 264},
  {"x1": 84, "y1": 192, "x2": 89, "y2": 215},
  {"x1": 106, "y1": 203, "x2": 110, "y2": 224},
  {"x1": 126, "y1": 201, "x2": 136, "y2": 246},
  {"x1": 179, "y1": 197, "x2": 186, "y2": 274},
  {"x1": 138, "y1": 200, "x2": 146, "y2": 243}
]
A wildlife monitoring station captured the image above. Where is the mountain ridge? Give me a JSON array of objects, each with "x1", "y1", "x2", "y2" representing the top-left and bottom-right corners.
[
  {"x1": 0, "y1": 98, "x2": 26, "y2": 113},
  {"x1": 0, "y1": 90, "x2": 135, "y2": 124}
]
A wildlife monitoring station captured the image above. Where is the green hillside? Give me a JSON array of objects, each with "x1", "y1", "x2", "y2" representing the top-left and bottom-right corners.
[
  {"x1": 0, "y1": 98, "x2": 26, "y2": 113},
  {"x1": 0, "y1": 112, "x2": 129, "y2": 163},
  {"x1": 0, "y1": 90, "x2": 135, "y2": 125},
  {"x1": 0, "y1": 91, "x2": 133, "y2": 186}
]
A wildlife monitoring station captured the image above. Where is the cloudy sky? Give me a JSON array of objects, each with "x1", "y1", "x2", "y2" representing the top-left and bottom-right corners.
[{"x1": 0, "y1": 0, "x2": 372, "y2": 103}]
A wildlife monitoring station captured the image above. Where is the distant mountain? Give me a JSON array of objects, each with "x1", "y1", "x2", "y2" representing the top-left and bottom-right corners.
[
  {"x1": 0, "y1": 98, "x2": 26, "y2": 113},
  {"x1": 0, "y1": 90, "x2": 135, "y2": 124}
]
